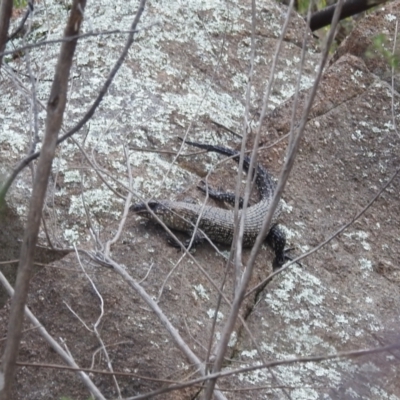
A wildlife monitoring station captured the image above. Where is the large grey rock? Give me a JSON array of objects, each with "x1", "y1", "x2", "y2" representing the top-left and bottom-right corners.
[{"x1": 0, "y1": 0, "x2": 399, "y2": 399}]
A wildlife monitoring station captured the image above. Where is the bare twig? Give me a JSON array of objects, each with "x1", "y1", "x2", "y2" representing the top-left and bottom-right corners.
[
  {"x1": 9, "y1": 339, "x2": 400, "y2": 400},
  {"x1": 203, "y1": 0, "x2": 298, "y2": 394},
  {"x1": 7, "y1": 0, "x2": 34, "y2": 42},
  {"x1": 391, "y1": 20, "x2": 399, "y2": 137},
  {"x1": 1, "y1": 25, "x2": 159, "y2": 59},
  {"x1": 0, "y1": 1, "x2": 87, "y2": 397},
  {"x1": 103, "y1": 256, "x2": 227, "y2": 400},
  {"x1": 14, "y1": 361, "x2": 186, "y2": 384},
  {"x1": 125, "y1": 341, "x2": 400, "y2": 400},
  {"x1": 246, "y1": 166, "x2": 400, "y2": 298},
  {"x1": 74, "y1": 246, "x2": 122, "y2": 398},
  {"x1": 0, "y1": 271, "x2": 106, "y2": 400},
  {"x1": 204, "y1": 0, "x2": 345, "y2": 396}
]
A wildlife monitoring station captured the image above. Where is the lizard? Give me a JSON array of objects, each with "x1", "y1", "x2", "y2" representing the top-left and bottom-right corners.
[{"x1": 130, "y1": 140, "x2": 287, "y2": 269}]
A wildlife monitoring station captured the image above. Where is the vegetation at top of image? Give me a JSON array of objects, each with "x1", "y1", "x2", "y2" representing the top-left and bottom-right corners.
[{"x1": 366, "y1": 33, "x2": 400, "y2": 69}]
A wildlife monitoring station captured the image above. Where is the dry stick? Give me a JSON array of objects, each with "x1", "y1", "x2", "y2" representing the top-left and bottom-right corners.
[
  {"x1": 74, "y1": 137, "x2": 126, "y2": 200},
  {"x1": 391, "y1": 20, "x2": 399, "y2": 137},
  {"x1": 26, "y1": 20, "x2": 56, "y2": 251},
  {"x1": 129, "y1": 146, "x2": 206, "y2": 157},
  {"x1": 26, "y1": 47, "x2": 41, "y2": 156},
  {"x1": 0, "y1": 1, "x2": 87, "y2": 398},
  {"x1": 288, "y1": 1, "x2": 313, "y2": 154},
  {"x1": 17, "y1": 332, "x2": 399, "y2": 399},
  {"x1": 7, "y1": 0, "x2": 33, "y2": 42},
  {"x1": 204, "y1": 0, "x2": 346, "y2": 397},
  {"x1": 103, "y1": 257, "x2": 227, "y2": 400},
  {"x1": 204, "y1": 0, "x2": 298, "y2": 396},
  {"x1": 206, "y1": 1, "x2": 293, "y2": 397},
  {"x1": 0, "y1": 271, "x2": 106, "y2": 400},
  {"x1": 125, "y1": 342, "x2": 400, "y2": 400},
  {"x1": 14, "y1": 361, "x2": 299, "y2": 393},
  {"x1": 246, "y1": 166, "x2": 400, "y2": 298},
  {"x1": 232, "y1": 0, "x2": 296, "y2": 281},
  {"x1": 0, "y1": 0, "x2": 148, "y2": 203},
  {"x1": 74, "y1": 246, "x2": 122, "y2": 398},
  {"x1": 80, "y1": 174, "x2": 104, "y2": 252},
  {"x1": 259, "y1": 1, "x2": 313, "y2": 395},
  {"x1": 104, "y1": 145, "x2": 133, "y2": 256},
  {"x1": 232, "y1": 0, "x2": 257, "y2": 294},
  {"x1": 14, "y1": 361, "x2": 190, "y2": 384},
  {"x1": 89, "y1": 341, "x2": 135, "y2": 371}
]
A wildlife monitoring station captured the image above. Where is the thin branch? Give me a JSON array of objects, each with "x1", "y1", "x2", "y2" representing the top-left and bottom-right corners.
[
  {"x1": 391, "y1": 20, "x2": 399, "y2": 137},
  {"x1": 103, "y1": 257, "x2": 227, "y2": 400},
  {"x1": 204, "y1": 0, "x2": 298, "y2": 394},
  {"x1": 309, "y1": 0, "x2": 387, "y2": 31},
  {"x1": 204, "y1": 0, "x2": 345, "y2": 396},
  {"x1": 74, "y1": 245, "x2": 122, "y2": 398},
  {"x1": 7, "y1": 0, "x2": 34, "y2": 42},
  {"x1": 104, "y1": 145, "x2": 133, "y2": 256},
  {"x1": 1, "y1": 24, "x2": 159, "y2": 59},
  {"x1": 246, "y1": 166, "x2": 400, "y2": 298},
  {"x1": 125, "y1": 341, "x2": 400, "y2": 400},
  {"x1": 13, "y1": 361, "x2": 300, "y2": 392},
  {"x1": 14, "y1": 361, "x2": 188, "y2": 384},
  {"x1": 0, "y1": 1, "x2": 87, "y2": 397},
  {"x1": 0, "y1": 271, "x2": 106, "y2": 400}
]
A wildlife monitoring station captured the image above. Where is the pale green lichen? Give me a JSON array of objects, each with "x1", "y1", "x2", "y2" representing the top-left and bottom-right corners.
[
  {"x1": 193, "y1": 284, "x2": 209, "y2": 300},
  {"x1": 207, "y1": 309, "x2": 224, "y2": 321}
]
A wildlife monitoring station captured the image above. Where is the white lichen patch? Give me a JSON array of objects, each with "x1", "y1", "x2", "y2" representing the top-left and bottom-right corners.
[
  {"x1": 0, "y1": 126, "x2": 28, "y2": 153},
  {"x1": 63, "y1": 228, "x2": 81, "y2": 244},
  {"x1": 237, "y1": 361, "x2": 268, "y2": 385},
  {"x1": 343, "y1": 230, "x2": 370, "y2": 251},
  {"x1": 370, "y1": 386, "x2": 400, "y2": 400},
  {"x1": 228, "y1": 331, "x2": 237, "y2": 347},
  {"x1": 265, "y1": 265, "x2": 325, "y2": 315},
  {"x1": 259, "y1": 254, "x2": 387, "y2": 393},
  {"x1": 359, "y1": 257, "x2": 373, "y2": 277},
  {"x1": 384, "y1": 13, "x2": 397, "y2": 22},
  {"x1": 68, "y1": 188, "x2": 123, "y2": 218},
  {"x1": 193, "y1": 284, "x2": 209, "y2": 300},
  {"x1": 351, "y1": 130, "x2": 364, "y2": 141},
  {"x1": 241, "y1": 349, "x2": 258, "y2": 359},
  {"x1": 63, "y1": 170, "x2": 82, "y2": 184},
  {"x1": 291, "y1": 387, "x2": 319, "y2": 400},
  {"x1": 207, "y1": 309, "x2": 224, "y2": 321}
]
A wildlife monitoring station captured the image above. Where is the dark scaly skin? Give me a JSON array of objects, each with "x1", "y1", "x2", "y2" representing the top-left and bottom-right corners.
[{"x1": 131, "y1": 140, "x2": 287, "y2": 269}]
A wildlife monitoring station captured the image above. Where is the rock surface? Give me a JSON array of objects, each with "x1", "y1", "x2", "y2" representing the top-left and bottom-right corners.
[{"x1": 0, "y1": 0, "x2": 399, "y2": 399}]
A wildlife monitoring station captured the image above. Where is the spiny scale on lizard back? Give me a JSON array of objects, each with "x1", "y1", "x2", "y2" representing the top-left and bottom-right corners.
[{"x1": 130, "y1": 140, "x2": 285, "y2": 267}]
